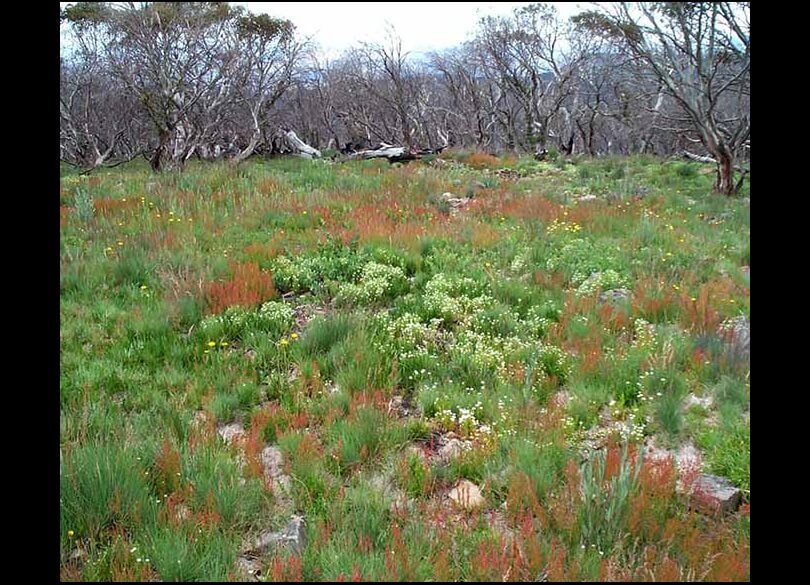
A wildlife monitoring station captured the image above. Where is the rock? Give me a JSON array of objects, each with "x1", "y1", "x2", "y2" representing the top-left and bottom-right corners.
[
  {"x1": 440, "y1": 192, "x2": 473, "y2": 210},
  {"x1": 404, "y1": 444, "x2": 428, "y2": 462},
  {"x1": 174, "y1": 504, "x2": 193, "y2": 522},
  {"x1": 551, "y1": 390, "x2": 571, "y2": 408},
  {"x1": 577, "y1": 194, "x2": 598, "y2": 203},
  {"x1": 437, "y1": 438, "x2": 470, "y2": 462},
  {"x1": 689, "y1": 474, "x2": 742, "y2": 515},
  {"x1": 217, "y1": 422, "x2": 245, "y2": 445},
  {"x1": 684, "y1": 393, "x2": 713, "y2": 411},
  {"x1": 249, "y1": 516, "x2": 307, "y2": 556},
  {"x1": 235, "y1": 555, "x2": 262, "y2": 581},
  {"x1": 388, "y1": 395, "x2": 408, "y2": 417},
  {"x1": 67, "y1": 547, "x2": 88, "y2": 567},
  {"x1": 448, "y1": 480, "x2": 485, "y2": 511},
  {"x1": 244, "y1": 348, "x2": 258, "y2": 361},
  {"x1": 674, "y1": 442, "x2": 701, "y2": 474},
  {"x1": 261, "y1": 446, "x2": 292, "y2": 504},
  {"x1": 191, "y1": 410, "x2": 210, "y2": 429},
  {"x1": 719, "y1": 316, "x2": 750, "y2": 361},
  {"x1": 598, "y1": 288, "x2": 632, "y2": 306}
]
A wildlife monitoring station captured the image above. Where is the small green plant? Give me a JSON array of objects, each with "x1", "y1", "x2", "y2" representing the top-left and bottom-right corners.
[
  {"x1": 74, "y1": 186, "x2": 95, "y2": 222},
  {"x1": 396, "y1": 452, "x2": 433, "y2": 498},
  {"x1": 578, "y1": 442, "x2": 644, "y2": 552},
  {"x1": 697, "y1": 419, "x2": 750, "y2": 497}
]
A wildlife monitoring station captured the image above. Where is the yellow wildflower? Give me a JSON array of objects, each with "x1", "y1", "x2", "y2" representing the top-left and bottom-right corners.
[{"x1": 207, "y1": 341, "x2": 216, "y2": 347}]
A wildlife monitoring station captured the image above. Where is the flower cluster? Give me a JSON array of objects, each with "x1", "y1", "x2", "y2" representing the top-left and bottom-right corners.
[
  {"x1": 509, "y1": 247, "x2": 532, "y2": 275},
  {"x1": 431, "y1": 398, "x2": 488, "y2": 439},
  {"x1": 198, "y1": 300, "x2": 294, "y2": 341},
  {"x1": 337, "y1": 261, "x2": 407, "y2": 305},
  {"x1": 631, "y1": 318, "x2": 656, "y2": 348},
  {"x1": 423, "y1": 273, "x2": 493, "y2": 323},
  {"x1": 270, "y1": 253, "x2": 363, "y2": 294},
  {"x1": 547, "y1": 218, "x2": 583, "y2": 235}
]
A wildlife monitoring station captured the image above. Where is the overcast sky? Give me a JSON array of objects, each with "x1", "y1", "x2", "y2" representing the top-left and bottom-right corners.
[
  {"x1": 236, "y1": 2, "x2": 587, "y2": 57},
  {"x1": 61, "y1": 2, "x2": 588, "y2": 57}
]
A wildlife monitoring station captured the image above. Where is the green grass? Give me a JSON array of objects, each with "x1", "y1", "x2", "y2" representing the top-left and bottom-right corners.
[{"x1": 61, "y1": 153, "x2": 749, "y2": 581}]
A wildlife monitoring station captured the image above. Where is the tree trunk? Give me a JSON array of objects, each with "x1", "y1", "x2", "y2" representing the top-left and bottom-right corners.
[
  {"x1": 150, "y1": 130, "x2": 170, "y2": 172},
  {"x1": 714, "y1": 152, "x2": 736, "y2": 196}
]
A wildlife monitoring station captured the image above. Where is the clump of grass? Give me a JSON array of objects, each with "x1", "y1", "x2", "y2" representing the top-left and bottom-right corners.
[
  {"x1": 61, "y1": 441, "x2": 156, "y2": 543},
  {"x1": 697, "y1": 419, "x2": 750, "y2": 497},
  {"x1": 74, "y1": 186, "x2": 95, "y2": 223},
  {"x1": 395, "y1": 451, "x2": 433, "y2": 498},
  {"x1": 578, "y1": 442, "x2": 644, "y2": 552}
]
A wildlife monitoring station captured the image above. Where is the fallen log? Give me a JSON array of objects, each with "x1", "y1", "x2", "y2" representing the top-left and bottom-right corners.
[
  {"x1": 682, "y1": 150, "x2": 748, "y2": 173},
  {"x1": 345, "y1": 130, "x2": 449, "y2": 164},
  {"x1": 284, "y1": 130, "x2": 321, "y2": 159}
]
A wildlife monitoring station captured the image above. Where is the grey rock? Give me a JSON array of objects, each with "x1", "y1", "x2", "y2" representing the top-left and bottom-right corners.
[
  {"x1": 578, "y1": 194, "x2": 598, "y2": 203},
  {"x1": 598, "y1": 288, "x2": 632, "y2": 305},
  {"x1": 261, "y1": 446, "x2": 292, "y2": 505},
  {"x1": 250, "y1": 516, "x2": 306, "y2": 556},
  {"x1": 440, "y1": 192, "x2": 473, "y2": 209},
  {"x1": 690, "y1": 474, "x2": 742, "y2": 515},
  {"x1": 404, "y1": 444, "x2": 428, "y2": 462},
  {"x1": 684, "y1": 393, "x2": 713, "y2": 411},
  {"x1": 235, "y1": 555, "x2": 262, "y2": 581},
  {"x1": 448, "y1": 480, "x2": 485, "y2": 511},
  {"x1": 437, "y1": 437, "x2": 471, "y2": 462},
  {"x1": 719, "y1": 316, "x2": 750, "y2": 361},
  {"x1": 217, "y1": 422, "x2": 245, "y2": 445}
]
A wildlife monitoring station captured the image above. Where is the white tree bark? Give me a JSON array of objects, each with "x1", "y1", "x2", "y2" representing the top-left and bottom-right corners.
[{"x1": 285, "y1": 130, "x2": 321, "y2": 158}]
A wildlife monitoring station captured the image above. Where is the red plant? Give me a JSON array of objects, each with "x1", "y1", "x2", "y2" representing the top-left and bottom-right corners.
[
  {"x1": 268, "y1": 554, "x2": 303, "y2": 582},
  {"x1": 204, "y1": 261, "x2": 277, "y2": 315}
]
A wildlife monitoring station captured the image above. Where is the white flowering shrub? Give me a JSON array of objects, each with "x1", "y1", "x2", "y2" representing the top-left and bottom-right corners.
[
  {"x1": 422, "y1": 273, "x2": 493, "y2": 323},
  {"x1": 510, "y1": 247, "x2": 532, "y2": 276},
  {"x1": 471, "y1": 305, "x2": 521, "y2": 338},
  {"x1": 429, "y1": 395, "x2": 486, "y2": 438},
  {"x1": 631, "y1": 318, "x2": 656, "y2": 349},
  {"x1": 197, "y1": 300, "x2": 294, "y2": 341},
  {"x1": 336, "y1": 261, "x2": 407, "y2": 306},
  {"x1": 270, "y1": 252, "x2": 366, "y2": 294},
  {"x1": 522, "y1": 305, "x2": 556, "y2": 338},
  {"x1": 536, "y1": 344, "x2": 573, "y2": 383}
]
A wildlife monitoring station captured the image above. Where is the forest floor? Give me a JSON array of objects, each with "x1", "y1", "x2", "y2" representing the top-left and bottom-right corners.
[{"x1": 60, "y1": 152, "x2": 750, "y2": 581}]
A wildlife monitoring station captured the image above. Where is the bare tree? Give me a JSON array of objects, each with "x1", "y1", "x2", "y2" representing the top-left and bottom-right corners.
[
  {"x1": 574, "y1": 2, "x2": 750, "y2": 194},
  {"x1": 62, "y1": 2, "x2": 301, "y2": 171}
]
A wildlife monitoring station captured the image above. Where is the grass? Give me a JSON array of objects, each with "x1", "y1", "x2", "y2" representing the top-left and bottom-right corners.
[{"x1": 61, "y1": 153, "x2": 749, "y2": 580}]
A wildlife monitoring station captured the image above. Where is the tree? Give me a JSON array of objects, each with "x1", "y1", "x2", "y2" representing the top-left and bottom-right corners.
[
  {"x1": 574, "y1": 2, "x2": 750, "y2": 195},
  {"x1": 62, "y1": 2, "x2": 300, "y2": 171}
]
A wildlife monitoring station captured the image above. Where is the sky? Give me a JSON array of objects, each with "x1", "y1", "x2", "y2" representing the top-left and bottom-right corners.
[
  {"x1": 61, "y1": 2, "x2": 588, "y2": 58},
  {"x1": 237, "y1": 2, "x2": 587, "y2": 58}
]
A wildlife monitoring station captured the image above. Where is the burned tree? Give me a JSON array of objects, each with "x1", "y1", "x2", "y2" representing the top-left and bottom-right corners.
[{"x1": 574, "y1": 3, "x2": 750, "y2": 194}]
